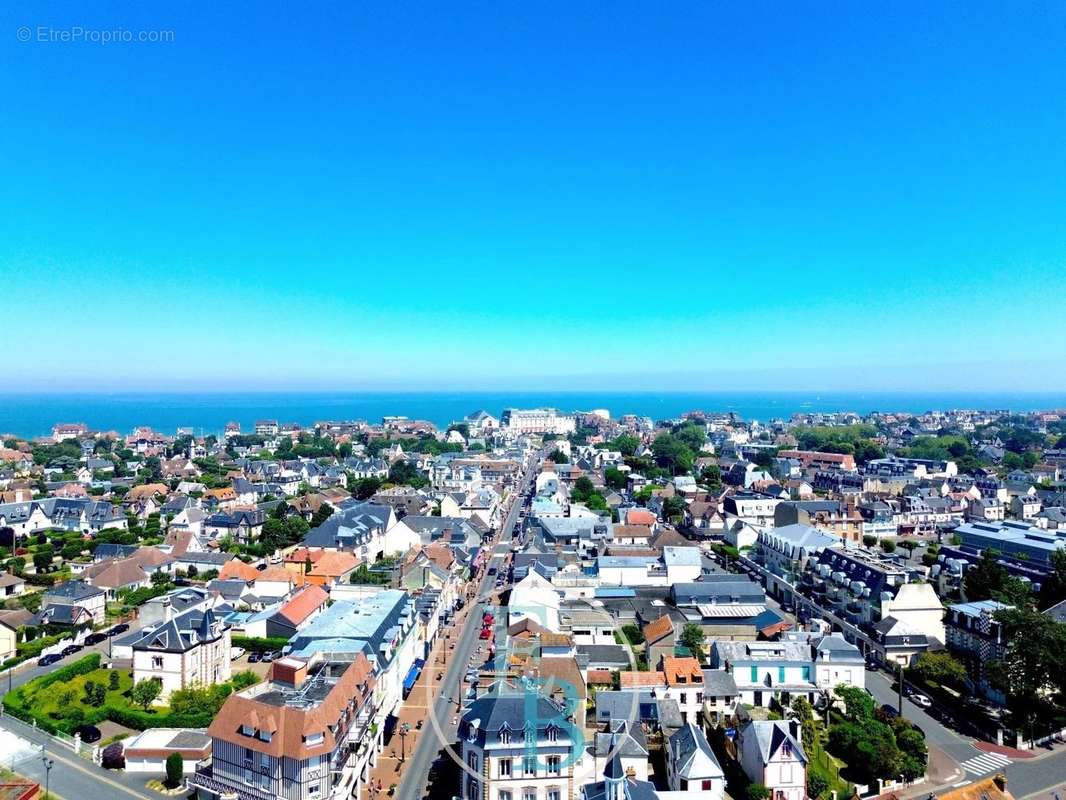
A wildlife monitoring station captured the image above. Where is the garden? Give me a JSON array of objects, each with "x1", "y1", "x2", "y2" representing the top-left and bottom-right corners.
[{"x1": 3, "y1": 653, "x2": 259, "y2": 735}]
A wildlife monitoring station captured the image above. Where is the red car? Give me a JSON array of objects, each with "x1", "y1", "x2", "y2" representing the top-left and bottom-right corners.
[
  {"x1": 479, "y1": 628, "x2": 492, "y2": 639},
  {"x1": 482, "y1": 614, "x2": 494, "y2": 624}
]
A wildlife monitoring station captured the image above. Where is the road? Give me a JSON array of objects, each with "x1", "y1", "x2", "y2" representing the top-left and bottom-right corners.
[
  {"x1": 0, "y1": 709, "x2": 157, "y2": 800},
  {"x1": 396, "y1": 454, "x2": 539, "y2": 800}
]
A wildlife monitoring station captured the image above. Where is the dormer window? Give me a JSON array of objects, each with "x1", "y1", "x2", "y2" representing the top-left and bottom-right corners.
[
  {"x1": 500, "y1": 728, "x2": 511, "y2": 744},
  {"x1": 305, "y1": 732, "x2": 324, "y2": 746}
]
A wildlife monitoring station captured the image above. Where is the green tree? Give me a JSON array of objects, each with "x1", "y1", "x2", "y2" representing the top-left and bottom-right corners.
[
  {"x1": 610, "y1": 434, "x2": 639, "y2": 457},
  {"x1": 109, "y1": 670, "x2": 120, "y2": 690},
  {"x1": 806, "y1": 774, "x2": 830, "y2": 800},
  {"x1": 963, "y1": 549, "x2": 1032, "y2": 606},
  {"x1": 604, "y1": 467, "x2": 628, "y2": 492},
  {"x1": 699, "y1": 464, "x2": 722, "y2": 492},
  {"x1": 547, "y1": 449, "x2": 569, "y2": 464},
  {"x1": 746, "y1": 784, "x2": 770, "y2": 800},
  {"x1": 131, "y1": 677, "x2": 162, "y2": 711},
  {"x1": 908, "y1": 651, "x2": 967, "y2": 690},
  {"x1": 880, "y1": 540, "x2": 897, "y2": 553},
  {"x1": 652, "y1": 433, "x2": 695, "y2": 475},
  {"x1": 679, "y1": 623, "x2": 707, "y2": 661},
  {"x1": 1038, "y1": 549, "x2": 1066, "y2": 609},
  {"x1": 790, "y1": 696, "x2": 817, "y2": 754},
  {"x1": 309, "y1": 503, "x2": 334, "y2": 528},
  {"x1": 992, "y1": 606, "x2": 1066, "y2": 718},
  {"x1": 165, "y1": 752, "x2": 184, "y2": 788},
  {"x1": 662, "y1": 496, "x2": 686, "y2": 522}
]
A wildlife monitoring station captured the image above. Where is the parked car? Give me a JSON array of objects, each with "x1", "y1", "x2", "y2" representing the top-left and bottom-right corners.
[
  {"x1": 84, "y1": 633, "x2": 107, "y2": 645},
  {"x1": 37, "y1": 653, "x2": 61, "y2": 667},
  {"x1": 109, "y1": 623, "x2": 129, "y2": 635},
  {"x1": 262, "y1": 651, "x2": 279, "y2": 662},
  {"x1": 76, "y1": 725, "x2": 102, "y2": 744},
  {"x1": 487, "y1": 567, "x2": 497, "y2": 576},
  {"x1": 61, "y1": 644, "x2": 82, "y2": 657},
  {"x1": 248, "y1": 651, "x2": 263, "y2": 663},
  {"x1": 479, "y1": 628, "x2": 491, "y2": 639},
  {"x1": 910, "y1": 693, "x2": 933, "y2": 709},
  {"x1": 230, "y1": 646, "x2": 247, "y2": 660}
]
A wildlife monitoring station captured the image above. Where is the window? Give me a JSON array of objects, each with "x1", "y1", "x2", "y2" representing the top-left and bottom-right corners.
[
  {"x1": 468, "y1": 752, "x2": 479, "y2": 772},
  {"x1": 778, "y1": 666, "x2": 786, "y2": 683},
  {"x1": 548, "y1": 789, "x2": 560, "y2": 800},
  {"x1": 546, "y1": 726, "x2": 558, "y2": 743},
  {"x1": 702, "y1": 781, "x2": 714, "y2": 791},
  {"x1": 500, "y1": 792, "x2": 512, "y2": 800},
  {"x1": 240, "y1": 725, "x2": 254, "y2": 737},
  {"x1": 750, "y1": 665, "x2": 758, "y2": 682},
  {"x1": 523, "y1": 789, "x2": 536, "y2": 800},
  {"x1": 152, "y1": 656, "x2": 163, "y2": 669},
  {"x1": 696, "y1": 692, "x2": 704, "y2": 703},
  {"x1": 499, "y1": 759, "x2": 512, "y2": 778},
  {"x1": 468, "y1": 781, "x2": 480, "y2": 800},
  {"x1": 524, "y1": 756, "x2": 537, "y2": 776},
  {"x1": 546, "y1": 756, "x2": 560, "y2": 776},
  {"x1": 500, "y1": 728, "x2": 512, "y2": 744},
  {"x1": 305, "y1": 732, "x2": 324, "y2": 747}
]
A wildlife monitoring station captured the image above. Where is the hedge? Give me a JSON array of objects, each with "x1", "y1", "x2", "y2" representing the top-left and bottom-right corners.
[{"x1": 232, "y1": 635, "x2": 289, "y2": 653}]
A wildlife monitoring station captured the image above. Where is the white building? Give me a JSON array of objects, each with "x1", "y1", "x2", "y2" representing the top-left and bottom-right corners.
[
  {"x1": 736, "y1": 720, "x2": 808, "y2": 800},
  {"x1": 501, "y1": 408, "x2": 577, "y2": 436},
  {"x1": 131, "y1": 604, "x2": 231, "y2": 701},
  {"x1": 666, "y1": 723, "x2": 725, "y2": 800}
]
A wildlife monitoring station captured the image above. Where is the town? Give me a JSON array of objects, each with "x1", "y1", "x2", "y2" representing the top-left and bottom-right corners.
[{"x1": 0, "y1": 406, "x2": 1063, "y2": 800}]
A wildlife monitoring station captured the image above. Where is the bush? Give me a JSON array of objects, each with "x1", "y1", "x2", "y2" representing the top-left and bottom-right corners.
[
  {"x1": 807, "y1": 774, "x2": 830, "y2": 800},
  {"x1": 862, "y1": 535, "x2": 877, "y2": 547},
  {"x1": 231, "y1": 635, "x2": 289, "y2": 653},
  {"x1": 880, "y1": 540, "x2": 897, "y2": 553},
  {"x1": 165, "y1": 752, "x2": 184, "y2": 788},
  {"x1": 101, "y1": 742, "x2": 126, "y2": 770}
]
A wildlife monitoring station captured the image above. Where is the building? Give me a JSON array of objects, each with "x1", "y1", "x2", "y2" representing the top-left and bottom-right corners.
[
  {"x1": 777, "y1": 450, "x2": 856, "y2": 472},
  {"x1": 40, "y1": 580, "x2": 106, "y2": 626},
  {"x1": 666, "y1": 723, "x2": 725, "y2": 800},
  {"x1": 459, "y1": 689, "x2": 579, "y2": 800},
  {"x1": 122, "y1": 728, "x2": 212, "y2": 775},
  {"x1": 709, "y1": 641, "x2": 818, "y2": 708},
  {"x1": 735, "y1": 720, "x2": 807, "y2": 800},
  {"x1": 945, "y1": 599, "x2": 1012, "y2": 704},
  {"x1": 194, "y1": 654, "x2": 378, "y2": 800},
  {"x1": 131, "y1": 603, "x2": 231, "y2": 700},
  {"x1": 757, "y1": 524, "x2": 842, "y2": 597},
  {"x1": 501, "y1": 408, "x2": 577, "y2": 436}
]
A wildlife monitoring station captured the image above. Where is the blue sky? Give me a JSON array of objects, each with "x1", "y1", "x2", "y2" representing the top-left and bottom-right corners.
[{"x1": 2, "y1": 1, "x2": 1065, "y2": 392}]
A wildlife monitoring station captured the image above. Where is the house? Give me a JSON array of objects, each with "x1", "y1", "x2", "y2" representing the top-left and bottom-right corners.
[
  {"x1": 709, "y1": 640, "x2": 818, "y2": 708},
  {"x1": 661, "y1": 656, "x2": 706, "y2": 724},
  {"x1": 263, "y1": 585, "x2": 330, "y2": 639},
  {"x1": 40, "y1": 580, "x2": 106, "y2": 625},
  {"x1": 0, "y1": 614, "x2": 18, "y2": 662},
  {"x1": 735, "y1": 719, "x2": 808, "y2": 800},
  {"x1": 131, "y1": 603, "x2": 231, "y2": 700},
  {"x1": 459, "y1": 691, "x2": 578, "y2": 800},
  {"x1": 203, "y1": 509, "x2": 265, "y2": 544},
  {"x1": 303, "y1": 502, "x2": 398, "y2": 561},
  {"x1": 122, "y1": 728, "x2": 211, "y2": 775},
  {"x1": 194, "y1": 654, "x2": 378, "y2": 800},
  {"x1": 945, "y1": 599, "x2": 1012, "y2": 704},
  {"x1": 0, "y1": 572, "x2": 26, "y2": 597},
  {"x1": 666, "y1": 723, "x2": 725, "y2": 800},
  {"x1": 643, "y1": 615, "x2": 677, "y2": 670}
]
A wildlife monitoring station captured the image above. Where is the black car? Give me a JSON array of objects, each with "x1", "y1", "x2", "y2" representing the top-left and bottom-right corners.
[
  {"x1": 487, "y1": 567, "x2": 497, "y2": 575},
  {"x1": 76, "y1": 724, "x2": 102, "y2": 744},
  {"x1": 61, "y1": 644, "x2": 83, "y2": 657},
  {"x1": 85, "y1": 633, "x2": 107, "y2": 645},
  {"x1": 109, "y1": 623, "x2": 130, "y2": 635},
  {"x1": 37, "y1": 653, "x2": 61, "y2": 667},
  {"x1": 248, "y1": 651, "x2": 263, "y2": 663}
]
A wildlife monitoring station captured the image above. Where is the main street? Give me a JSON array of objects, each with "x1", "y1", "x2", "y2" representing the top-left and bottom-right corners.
[{"x1": 396, "y1": 453, "x2": 540, "y2": 800}]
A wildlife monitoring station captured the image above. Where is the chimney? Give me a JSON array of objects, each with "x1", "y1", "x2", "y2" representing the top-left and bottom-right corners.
[{"x1": 162, "y1": 596, "x2": 173, "y2": 623}]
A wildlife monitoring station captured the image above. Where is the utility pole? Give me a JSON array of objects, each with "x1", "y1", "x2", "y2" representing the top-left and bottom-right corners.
[
  {"x1": 897, "y1": 661, "x2": 904, "y2": 718},
  {"x1": 42, "y1": 755, "x2": 54, "y2": 800}
]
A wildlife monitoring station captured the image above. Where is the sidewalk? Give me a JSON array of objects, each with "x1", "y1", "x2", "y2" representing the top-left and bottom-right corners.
[{"x1": 359, "y1": 601, "x2": 481, "y2": 800}]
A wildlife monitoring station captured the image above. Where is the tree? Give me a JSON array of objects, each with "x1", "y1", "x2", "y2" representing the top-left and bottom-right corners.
[
  {"x1": 651, "y1": 433, "x2": 695, "y2": 475},
  {"x1": 610, "y1": 434, "x2": 639, "y2": 457},
  {"x1": 746, "y1": 784, "x2": 769, "y2": 800},
  {"x1": 992, "y1": 606, "x2": 1066, "y2": 715},
  {"x1": 835, "y1": 685, "x2": 875, "y2": 720},
  {"x1": 1038, "y1": 549, "x2": 1066, "y2": 609},
  {"x1": 880, "y1": 540, "x2": 897, "y2": 554},
  {"x1": 908, "y1": 651, "x2": 967, "y2": 690},
  {"x1": 662, "y1": 496, "x2": 686, "y2": 521},
  {"x1": 150, "y1": 571, "x2": 172, "y2": 587},
  {"x1": 790, "y1": 696, "x2": 817, "y2": 754},
  {"x1": 131, "y1": 677, "x2": 162, "y2": 710},
  {"x1": 807, "y1": 774, "x2": 830, "y2": 800},
  {"x1": 351, "y1": 476, "x2": 383, "y2": 500},
  {"x1": 862, "y1": 535, "x2": 877, "y2": 548},
  {"x1": 673, "y1": 422, "x2": 707, "y2": 454},
  {"x1": 679, "y1": 623, "x2": 707, "y2": 661},
  {"x1": 604, "y1": 467, "x2": 628, "y2": 492},
  {"x1": 547, "y1": 448, "x2": 569, "y2": 464},
  {"x1": 309, "y1": 503, "x2": 334, "y2": 528},
  {"x1": 109, "y1": 670, "x2": 120, "y2": 690},
  {"x1": 165, "y1": 752, "x2": 184, "y2": 788},
  {"x1": 699, "y1": 464, "x2": 722, "y2": 492},
  {"x1": 83, "y1": 679, "x2": 106, "y2": 707}
]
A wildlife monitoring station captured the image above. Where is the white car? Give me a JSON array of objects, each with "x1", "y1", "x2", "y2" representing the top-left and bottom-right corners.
[{"x1": 910, "y1": 693, "x2": 932, "y2": 709}]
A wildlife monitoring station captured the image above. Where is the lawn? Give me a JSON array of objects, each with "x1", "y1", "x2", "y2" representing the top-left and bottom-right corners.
[{"x1": 23, "y1": 666, "x2": 134, "y2": 720}]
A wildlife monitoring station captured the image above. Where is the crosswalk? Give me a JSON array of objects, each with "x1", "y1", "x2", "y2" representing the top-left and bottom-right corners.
[{"x1": 959, "y1": 750, "x2": 1012, "y2": 776}]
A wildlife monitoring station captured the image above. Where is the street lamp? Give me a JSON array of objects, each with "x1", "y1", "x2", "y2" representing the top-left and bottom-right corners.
[
  {"x1": 41, "y1": 755, "x2": 54, "y2": 800},
  {"x1": 398, "y1": 723, "x2": 411, "y2": 763}
]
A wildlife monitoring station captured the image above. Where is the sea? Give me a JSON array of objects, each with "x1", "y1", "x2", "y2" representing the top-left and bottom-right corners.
[{"x1": 1, "y1": 391, "x2": 1065, "y2": 440}]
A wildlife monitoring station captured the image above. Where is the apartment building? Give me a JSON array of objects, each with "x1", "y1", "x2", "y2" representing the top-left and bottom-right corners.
[
  {"x1": 194, "y1": 653, "x2": 378, "y2": 800},
  {"x1": 501, "y1": 408, "x2": 577, "y2": 436}
]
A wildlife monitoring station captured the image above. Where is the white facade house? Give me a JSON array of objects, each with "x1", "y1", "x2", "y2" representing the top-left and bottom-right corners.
[
  {"x1": 501, "y1": 408, "x2": 577, "y2": 435},
  {"x1": 666, "y1": 723, "x2": 725, "y2": 800},
  {"x1": 663, "y1": 547, "x2": 703, "y2": 584},
  {"x1": 509, "y1": 571, "x2": 562, "y2": 631},
  {"x1": 736, "y1": 720, "x2": 808, "y2": 800},
  {"x1": 131, "y1": 605, "x2": 232, "y2": 701}
]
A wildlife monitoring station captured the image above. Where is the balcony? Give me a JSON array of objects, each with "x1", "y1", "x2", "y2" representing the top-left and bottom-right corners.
[{"x1": 192, "y1": 765, "x2": 273, "y2": 800}]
